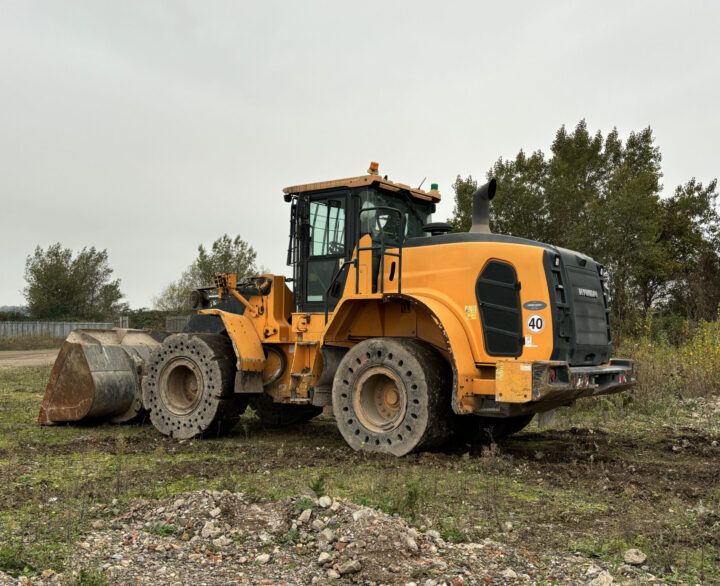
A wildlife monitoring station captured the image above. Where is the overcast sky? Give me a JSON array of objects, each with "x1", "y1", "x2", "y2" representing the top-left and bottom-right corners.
[{"x1": 1, "y1": 1, "x2": 718, "y2": 309}]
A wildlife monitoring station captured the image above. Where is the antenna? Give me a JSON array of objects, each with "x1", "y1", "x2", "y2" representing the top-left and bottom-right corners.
[{"x1": 417, "y1": 177, "x2": 426, "y2": 189}]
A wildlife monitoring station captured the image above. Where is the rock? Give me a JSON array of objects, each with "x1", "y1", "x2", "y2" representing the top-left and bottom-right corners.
[
  {"x1": 318, "y1": 496, "x2": 332, "y2": 508},
  {"x1": 624, "y1": 548, "x2": 647, "y2": 565},
  {"x1": 330, "y1": 501, "x2": 341, "y2": 511},
  {"x1": 319, "y1": 528, "x2": 336, "y2": 542},
  {"x1": 209, "y1": 507, "x2": 221, "y2": 518},
  {"x1": 425, "y1": 529, "x2": 441, "y2": 541},
  {"x1": 298, "y1": 508, "x2": 312, "y2": 523},
  {"x1": 405, "y1": 536, "x2": 419, "y2": 552},
  {"x1": 503, "y1": 521, "x2": 513, "y2": 532},
  {"x1": 327, "y1": 569, "x2": 341, "y2": 579},
  {"x1": 587, "y1": 570, "x2": 613, "y2": 586},
  {"x1": 618, "y1": 564, "x2": 637, "y2": 575},
  {"x1": 91, "y1": 520, "x2": 104, "y2": 529},
  {"x1": 200, "y1": 521, "x2": 217, "y2": 538},
  {"x1": 338, "y1": 559, "x2": 362, "y2": 574},
  {"x1": 212, "y1": 535, "x2": 232, "y2": 548},
  {"x1": 255, "y1": 553, "x2": 271, "y2": 565},
  {"x1": 501, "y1": 568, "x2": 517, "y2": 579},
  {"x1": 312, "y1": 519, "x2": 325, "y2": 531},
  {"x1": 317, "y1": 551, "x2": 331, "y2": 564},
  {"x1": 352, "y1": 508, "x2": 375, "y2": 522}
]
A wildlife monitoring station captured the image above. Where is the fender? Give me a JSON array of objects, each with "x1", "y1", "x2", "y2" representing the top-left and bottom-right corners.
[
  {"x1": 199, "y1": 309, "x2": 266, "y2": 372},
  {"x1": 399, "y1": 294, "x2": 489, "y2": 414},
  {"x1": 323, "y1": 294, "x2": 488, "y2": 414}
]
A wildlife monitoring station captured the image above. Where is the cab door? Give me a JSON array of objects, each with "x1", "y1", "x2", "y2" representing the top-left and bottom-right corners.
[{"x1": 297, "y1": 190, "x2": 349, "y2": 312}]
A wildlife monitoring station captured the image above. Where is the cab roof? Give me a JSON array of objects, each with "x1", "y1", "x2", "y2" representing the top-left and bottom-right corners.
[{"x1": 282, "y1": 174, "x2": 441, "y2": 203}]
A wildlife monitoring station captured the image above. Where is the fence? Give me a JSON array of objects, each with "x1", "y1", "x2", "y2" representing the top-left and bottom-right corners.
[
  {"x1": 165, "y1": 315, "x2": 191, "y2": 332},
  {"x1": 0, "y1": 321, "x2": 115, "y2": 339}
]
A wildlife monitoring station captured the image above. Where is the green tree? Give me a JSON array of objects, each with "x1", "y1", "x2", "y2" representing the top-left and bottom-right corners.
[
  {"x1": 448, "y1": 174, "x2": 478, "y2": 232},
  {"x1": 154, "y1": 234, "x2": 259, "y2": 313},
  {"x1": 486, "y1": 149, "x2": 549, "y2": 240},
  {"x1": 448, "y1": 120, "x2": 718, "y2": 326},
  {"x1": 660, "y1": 178, "x2": 720, "y2": 320},
  {"x1": 24, "y1": 243, "x2": 126, "y2": 320}
]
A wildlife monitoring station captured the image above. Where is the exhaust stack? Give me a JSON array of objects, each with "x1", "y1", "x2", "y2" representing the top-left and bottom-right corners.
[{"x1": 469, "y1": 178, "x2": 497, "y2": 234}]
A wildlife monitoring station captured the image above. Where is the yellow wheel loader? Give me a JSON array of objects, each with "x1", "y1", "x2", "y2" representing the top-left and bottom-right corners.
[{"x1": 39, "y1": 163, "x2": 635, "y2": 456}]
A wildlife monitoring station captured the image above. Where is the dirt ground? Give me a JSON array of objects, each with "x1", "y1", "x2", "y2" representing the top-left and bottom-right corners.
[
  {"x1": 0, "y1": 365, "x2": 718, "y2": 583},
  {"x1": 0, "y1": 349, "x2": 58, "y2": 367}
]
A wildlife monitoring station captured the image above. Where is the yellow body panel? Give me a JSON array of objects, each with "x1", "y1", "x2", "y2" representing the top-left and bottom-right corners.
[
  {"x1": 199, "y1": 309, "x2": 265, "y2": 372},
  {"x1": 206, "y1": 236, "x2": 622, "y2": 413},
  {"x1": 495, "y1": 360, "x2": 533, "y2": 403},
  {"x1": 391, "y1": 241, "x2": 554, "y2": 364}
]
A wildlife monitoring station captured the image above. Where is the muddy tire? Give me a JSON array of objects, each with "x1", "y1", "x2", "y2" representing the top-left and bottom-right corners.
[
  {"x1": 249, "y1": 393, "x2": 322, "y2": 426},
  {"x1": 332, "y1": 338, "x2": 451, "y2": 457},
  {"x1": 455, "y1": 414, "x2": 535, "y2": 444},
  {"x1": 142, "y1": 333, "x2": 248, "y2": 439}
]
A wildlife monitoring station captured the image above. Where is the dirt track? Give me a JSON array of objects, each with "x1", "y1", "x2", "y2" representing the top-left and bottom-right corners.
[{"x1": 0, "y1": 349, "x2": 58, "y2": 367}]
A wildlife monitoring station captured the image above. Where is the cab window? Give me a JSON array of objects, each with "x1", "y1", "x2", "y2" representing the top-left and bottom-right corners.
[
  {"x1": 310, "y1": 199, "x2": 345, "y2": 256},
  {"x1": 358, "y1": 188, "x2": 432, "y2": 242},
  {"x1": 306, "y1": 197, "x2": 346, "y2": 303}
]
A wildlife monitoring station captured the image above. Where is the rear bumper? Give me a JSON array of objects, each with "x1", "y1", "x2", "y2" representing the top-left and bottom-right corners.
[
  {"x1": 531, "y1": 358, "x2": 635, "y2": 402},
  {"x1": 494, "y1": 358, "x2": 635, "y2": 407}
]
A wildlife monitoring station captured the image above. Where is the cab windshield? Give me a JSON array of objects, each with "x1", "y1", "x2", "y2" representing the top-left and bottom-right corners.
[{"x1": 358, "y1": 188, "x2": 433, "y2": 243}]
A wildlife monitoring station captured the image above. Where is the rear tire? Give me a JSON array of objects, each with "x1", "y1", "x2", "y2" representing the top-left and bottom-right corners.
[
  {"x1": 454, "y1": 414, "x2": 535, "y2": 444},
  {"x1": 142, "y1": 333, "x2": 248, "y2": 439},
  {"x1": 332, "y1": 338, "x2": 451, "y2": 456}
]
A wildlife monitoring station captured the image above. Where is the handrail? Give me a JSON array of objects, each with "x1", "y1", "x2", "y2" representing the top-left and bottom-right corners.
[{"x1": 323, "y1": 206, "x2": 406, "y2": 324}]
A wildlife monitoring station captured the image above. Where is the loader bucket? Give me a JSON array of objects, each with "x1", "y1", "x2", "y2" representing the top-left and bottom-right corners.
[{"x1": 38, "y1": 328, "x2": 166, "y2": 425}]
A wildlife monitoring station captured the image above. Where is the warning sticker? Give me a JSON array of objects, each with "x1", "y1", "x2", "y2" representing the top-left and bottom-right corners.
[{"x1": 464, "y1": 305, "x2": 478, "y2": 320}]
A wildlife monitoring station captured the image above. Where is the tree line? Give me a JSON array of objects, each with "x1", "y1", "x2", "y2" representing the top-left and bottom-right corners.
[
  {"x1": 20, "y1": 235, "x2": 258, "y2": 322},
  {"x1": 450, "y1": 120, "x2": 719, "y2": 334},
  {"x1": 16, "y1": 121, "x2": 719, "y2": 337}
]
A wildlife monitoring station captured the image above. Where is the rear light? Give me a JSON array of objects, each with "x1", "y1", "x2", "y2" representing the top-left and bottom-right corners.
[{"x1": 574, "y1": 376, "x2": 591, "y2": 389}]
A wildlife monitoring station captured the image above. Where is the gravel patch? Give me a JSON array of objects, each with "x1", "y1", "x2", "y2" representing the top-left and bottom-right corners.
[{"x1": 1, "y1": 490, "x2": 665, "y2": 585}]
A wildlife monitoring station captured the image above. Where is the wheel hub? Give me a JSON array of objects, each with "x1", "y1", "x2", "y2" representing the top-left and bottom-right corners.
[
  {"x1": 354, "y1": 366, "x2": 407, "y2": 432},
  {"x1": 158, "y1": 357, "x2": 204, "y2": 416}
]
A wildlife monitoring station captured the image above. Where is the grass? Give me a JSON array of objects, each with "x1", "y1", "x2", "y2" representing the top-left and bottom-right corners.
[
  {"x1": 69, "y1": 565, "x2": 109, "y2": 586},
  {"x1": 0, "y1": 327, "x2": 718, "y2": 582}
]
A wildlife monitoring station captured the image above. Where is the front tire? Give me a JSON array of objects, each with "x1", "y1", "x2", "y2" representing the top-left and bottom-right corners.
[
  {"x1": 332, "y1": 338, "x2": 451, "y2": 456},
  {"x1": 142, "y1": 333, "x2": 248, "y2": 439}
]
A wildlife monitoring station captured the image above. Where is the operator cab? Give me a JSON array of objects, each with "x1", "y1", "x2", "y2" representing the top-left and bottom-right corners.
[{"x1": 283, "y1": 164, "x2": 441, "y2": 313}]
